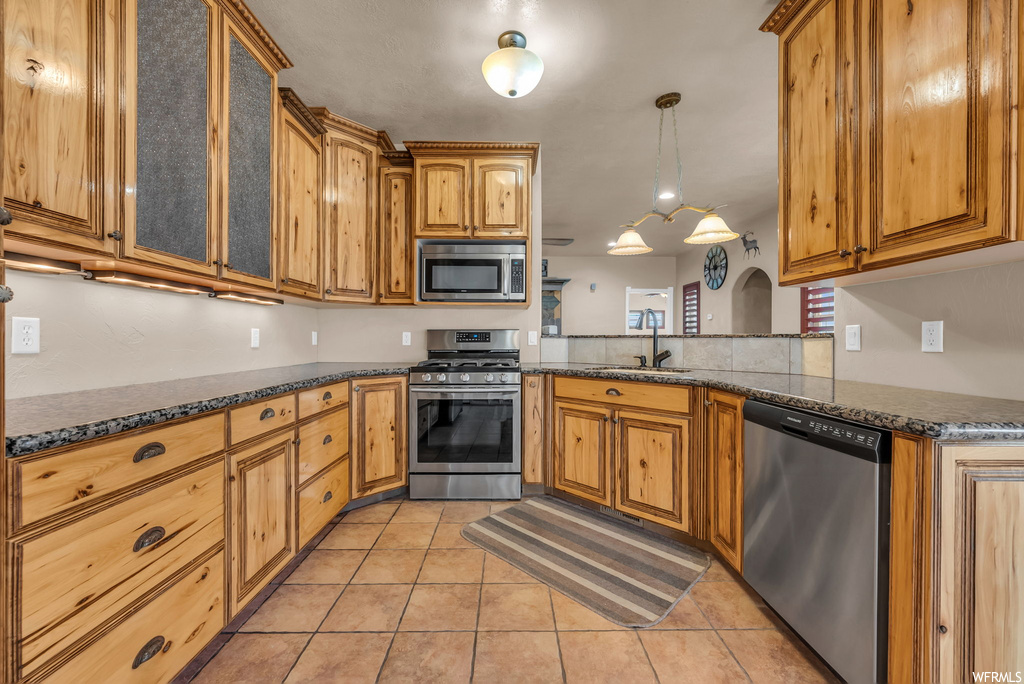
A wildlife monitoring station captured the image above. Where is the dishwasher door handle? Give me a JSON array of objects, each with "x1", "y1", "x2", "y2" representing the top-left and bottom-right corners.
[{"x1": 780, "y1": 425, "x2": 809, "y2": 440}]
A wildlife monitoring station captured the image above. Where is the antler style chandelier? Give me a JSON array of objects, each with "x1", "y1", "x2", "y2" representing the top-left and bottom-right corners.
[{"x1": 608, "y1": 93, "x2": 739, "y2": 255}]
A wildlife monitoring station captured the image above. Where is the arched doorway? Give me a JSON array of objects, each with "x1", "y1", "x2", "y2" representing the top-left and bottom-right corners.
[{"x1": 733, "y1": 268, "x2": 773, "y2": 334}]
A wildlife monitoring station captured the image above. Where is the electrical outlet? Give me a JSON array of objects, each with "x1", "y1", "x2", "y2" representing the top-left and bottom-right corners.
[
  {"x1": 312, "y1": 331, "x2": 318, "y2": 346},
  {"x1": 528, "y1": 331, "x2": 538, "y2": 346},
  {"x1": 12, "y1": 317, "x2": 40, "y2": 354},
  {"x1": 402, "y1": 332, "x2": 412, "y2": 346},
  {"x1": 706, "y1": 313, "x2": 713, "y2": 321},
  {"x1": 250, "y1": 328, "x2": 260, "y2": 349},
  {"x1": 922, "y1": 321, "x2": 943, "y2": 352},
  {"x1": 845, "y1": 325, "x2": 861, "y2": 352}
]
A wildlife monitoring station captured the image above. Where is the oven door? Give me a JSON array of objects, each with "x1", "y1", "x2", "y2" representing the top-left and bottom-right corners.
[
  {"x1": 409, "y1": 386, "x2": 521, "y2": 474},
  {"x1": 420, "y1": 254, "x2": 510, "y2": 301}
]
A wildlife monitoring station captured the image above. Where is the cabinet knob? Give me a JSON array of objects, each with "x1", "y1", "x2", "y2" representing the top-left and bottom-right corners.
[
  {"x1": 463, "y1": 225, "x2": 470, "y2": 231},
  {"x1": 281, "y1": 278, "x2": 289, "y2": 284},
  {"x1": 838, "y1": 249, "x2": 852, "y2": 258},
  {"x1": 938, "y1": 625, "x2": 947, "y2": 634},
  {"x1": 107, "y1": 231, "x2": 123, "y2": 241},
  {"x1": 213, "y1": 259, "x2": 223, "y2": 266},
  {"x1": 704, "y1": 399, "x2": 712, "y2": 407},
  {"x1": 325, "y1": 289, "x2": 333, "y2": 295},
  {"x1": 0, "y1": 205, "x2": 12, "y2": 225},
  {"x1": 133, "y1": 442, "x2": 166, "y2": 463},
  {"x1": 224, "y1": 262, "x2": 233, "y2": 269},
  {"x1": 353, "y1": 386, "x2": 361, "y2": 392},
  {"x1": 0, "y1": 285, "x2": 14, "y2": 304},
  {"x1": 132, "y1": 636, "x2": 166, "y2": 669},
  {"x1": 474, "y1": 225, "x2": 479, "y2": 231},
  {"x1": 854, "y1": 245, "x2": 868, "y2": 254},
  {"x1": 33, "y1": 200, "x2": 43, "y2": 208},
  {"x1": 322, "y1": 490, "x2": 333, "y2": 503},
  {"x1": 294, "y1": 438, "x2": 301, "y2": 446},
  {"x1": 133, "y1": 526, "x2": 166, "y2": 552},
  {"x1": 602, "y1": 416, "x2": 609, "y2": 422},
  {"x1": 612, "y1": 417, "x2": 619, "y2": 424},
  {"x1": 323, "y1": 434, "x2": 333, "y2": 445}
]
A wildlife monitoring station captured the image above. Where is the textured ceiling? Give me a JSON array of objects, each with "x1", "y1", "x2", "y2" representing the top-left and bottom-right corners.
[{"x1": 245, "y1": 0, "x2": 781, "y2": 256}]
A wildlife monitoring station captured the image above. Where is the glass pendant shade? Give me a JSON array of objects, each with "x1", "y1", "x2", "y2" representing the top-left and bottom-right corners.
[
  {"x1": 608, "y1": 228, "x2": 653, "y2": 255},
  {"x1": 482, "y1": 32, "x2": 544, "y2": 98},
  {"x1": 683, "y1": 212, "x2": 740, "y2": 244}
]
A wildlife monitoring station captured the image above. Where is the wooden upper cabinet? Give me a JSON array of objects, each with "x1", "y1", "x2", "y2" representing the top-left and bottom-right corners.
[
  {"x1": 856, "y1": 0, "x2": 1014, "y2": 269},
  {"x1": 317, "y1": 108, "x2": 378, "y2": 302},
  {"x1": 350, "y1": 376, "x2": 408, "y2": 499},
  {"x1": 2, "y1": 0, "x2": 118, "y2": 255},
  {"x1": 277, "y1": 88, "x2": 325, "y2": 298},
  {"x1": 706, "y1": 390, "x2": 744, "y2": 572},
  {"x1": 473, "y1": 158, "x2": 530, "y2": 238},
  {"x1": 553, "y1": 400, "x2": 613, "y2": 507},
  {"x1": 378, "y1": 164, "x2": 415, "y2": 304},
  {"x1": 773, "y1": 0, "x2": 857, "y2": 284},
  {"x1": 414, "y1": 158, "x2": 472, "y2": 237},
  {"x1": 615, "y1": 409, "x2": 690, "y2": 532}
]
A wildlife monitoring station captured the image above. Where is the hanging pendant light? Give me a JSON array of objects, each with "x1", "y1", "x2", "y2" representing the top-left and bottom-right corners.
[
  {"x1": 482, "y1": 31, "x2": 544, "y2": 99},
  {"x1": 610, "y1": 92, "x2": 738, "y2": 254}
]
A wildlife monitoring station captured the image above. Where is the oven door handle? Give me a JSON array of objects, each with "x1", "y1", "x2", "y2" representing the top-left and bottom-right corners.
[{"x1": 410, "y1": 387, "x2": 520, "y2": 397}]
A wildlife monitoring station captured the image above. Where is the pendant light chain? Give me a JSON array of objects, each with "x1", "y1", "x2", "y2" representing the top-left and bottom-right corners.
[
  {"x1": 671, "y1": 105, "x2": 683, "y2": 201},
  {"x1": 652, "y1": 109, "x2": 665, "y2": 211}
]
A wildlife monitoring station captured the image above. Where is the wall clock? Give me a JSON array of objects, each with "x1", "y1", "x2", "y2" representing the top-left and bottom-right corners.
[{"x1": 704, "y1": 245, "x2": 728, "y2": 290}]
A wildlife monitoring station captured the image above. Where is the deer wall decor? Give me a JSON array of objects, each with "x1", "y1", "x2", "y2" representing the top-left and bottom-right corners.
[{"x1": 741, "y1": 232, "x2": 760, "y2": 258}]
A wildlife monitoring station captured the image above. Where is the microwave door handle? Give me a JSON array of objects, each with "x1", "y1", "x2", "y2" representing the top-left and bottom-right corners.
[{"x1": 502, "y1": 255, "x2": 512, "y2": 300}]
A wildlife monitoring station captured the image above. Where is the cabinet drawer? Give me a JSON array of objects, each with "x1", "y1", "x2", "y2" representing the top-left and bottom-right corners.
[
  {"x1": 40, "y1": 552, "x2": 225, "y2": 684},
  {"x1": 298, "y1": 381, "x2": 349, "y2": 419},
  {"x1": 298, "y1": 408, "x2": 350, "y2": 485},
  {"x1": 229, "y1": 395, "x2": 297, "y2": 445},
  {"x1": 298, "y1": 459, "x2": 350, "y2": 547},
  {"x1": 15, "y1": 461, "x2": 224, "y2": 675},
  {"x1": 554, "y1": 377, "x2": 692, "y2": 414},
  {"x1": 12, "y1": 413, "x2": 225, "y2": 531}
]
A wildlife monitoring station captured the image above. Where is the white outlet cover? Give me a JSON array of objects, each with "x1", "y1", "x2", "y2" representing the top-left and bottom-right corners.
[
  {"x1": 12, "y1": 316, "x2": 40, "y2": 354},
  {"x1": 922, "y1": 321, "x2": 944, "y2": 352},
  {"x1": 312, "y1": 331, "x2": 318, "y2": 346},
  {"x1": 706, "y1": 313, "x2": 713, "y2": 321},
  {"x1": 527, "y1": 331, "x2": 538, "y2": 346},
  {"x1": 402, "y1": 332, "x2": 412, "y2": 346},
  {"x1": 845, "y1": 325, "x2": 861, "y2": 352},
  {"x1": 250, "y1": 328, "x2": 260, "y2": 349}
]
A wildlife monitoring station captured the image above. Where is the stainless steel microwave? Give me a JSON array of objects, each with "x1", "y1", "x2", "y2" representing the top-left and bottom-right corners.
[{"x1": 419, "y1": 243, "x2": 527, "y2": 302}]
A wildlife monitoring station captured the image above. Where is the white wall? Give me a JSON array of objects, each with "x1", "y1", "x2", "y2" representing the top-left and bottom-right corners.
[
  {"x1": 5, "y1": 271, "x2": 319, "y2": 398},
  {"x1": 834, "y1": 259, "x2": 1024, "y2": 401},
  {"x1": 542, "y1": 256, "x2": 678, "y2": 334}
]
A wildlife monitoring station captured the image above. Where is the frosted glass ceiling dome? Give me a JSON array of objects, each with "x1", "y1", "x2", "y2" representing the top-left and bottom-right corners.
[{"x1": 482, "y1": 31, "x2": 544, "y2": 99}]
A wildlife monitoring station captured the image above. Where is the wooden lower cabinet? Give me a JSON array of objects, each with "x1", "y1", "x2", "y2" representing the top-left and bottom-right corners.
[
  {"x1": 350, "y1": 376, "x2": 408, "y2": 499},
  {"x1": 298, "y1": 457, "x2": 350, "y2": 547},
  {"x1": 228, "y1": 432, "x2": 295, "y2": 615},
  {"x1": 553, "y1": 400, "x2": 613, "y2": 507},
  {"x1": 521, "y1": 374, "x2": 545, "y2": 485},
  {"x1": 615, "y1": 409, "x2": 691, "y2": 531},
  {"x1": 706, "y1": 390, "x2": 744, "y2": 572}
]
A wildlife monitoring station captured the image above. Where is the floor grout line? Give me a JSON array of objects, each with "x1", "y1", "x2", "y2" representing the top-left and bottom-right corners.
[{"x1": 547, "y1": 583, "x2": 569, "y2": 683}]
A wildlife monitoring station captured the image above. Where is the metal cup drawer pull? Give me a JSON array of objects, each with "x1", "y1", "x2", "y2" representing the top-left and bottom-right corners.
[
  {"x1": 322, "y1": 391, "x2": 333, "y2": 401},
  {"x1": 322, "y1": 491, "x2": 333, "y2": 503},
  {"x1": 133, "y1": 526, "x2": 166, "y2": 552},
  {"x1": 259, "y1": 408, "x2": 276, "y2": 421},
  {"x1": 132, "y1": 636, "x2": 166, "y2": 669},
  {"x1": 606, "y1": 388, "x2": 622, "y2": 396},
  {"x1": 322, "y1": 434, "x2": 333, "y2": 445},
  {"x1": 133, "y1": 442, "x2": 166, "y2": 463}
]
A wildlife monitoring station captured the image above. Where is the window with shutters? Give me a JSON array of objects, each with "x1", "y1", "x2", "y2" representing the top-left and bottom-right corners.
[
  {"x1": 801, "y1": 287, "x2": 835, "y2": 334},
  {"x1": 682, "y1": 282, "x2": 700, "y2": 334}
]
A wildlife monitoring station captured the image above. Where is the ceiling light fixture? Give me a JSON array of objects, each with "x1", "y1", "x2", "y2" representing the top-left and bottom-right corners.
[
  {"x1": 482, "y1": 30, "x2": 544, "y2": 99},
  {"x1": 89, "y1": 271, "x2": 214, "y2": 296},
  {"x1": 3, "y1": 252, "x2": 90, "y2": 276},
  {"x1": 610, "y1": 92, "x2": 739, "y2": 255},
  {"x1": 658, "y1": 191, "x2": 675, "y2": 199},
  {"x1": 210, "y1": 291, "x2": 284, "y2": 306}
]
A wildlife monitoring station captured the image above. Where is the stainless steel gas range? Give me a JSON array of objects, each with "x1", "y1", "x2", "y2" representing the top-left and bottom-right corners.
[{"x1": 408, "y1": 329, "x2": 522, "y2": 500}]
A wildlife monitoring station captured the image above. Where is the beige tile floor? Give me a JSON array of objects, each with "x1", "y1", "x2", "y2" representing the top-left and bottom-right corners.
[{"x1": 184, "y1": 499, "x2": 839, "y2": 684}]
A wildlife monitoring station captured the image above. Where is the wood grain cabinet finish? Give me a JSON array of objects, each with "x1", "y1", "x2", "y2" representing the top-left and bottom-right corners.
[
  {"x1": 522, "y1": 374, "x2": 545, "y2": 485},
  {"x1": 297, "y1": 408, "x2": 350, "y2": 486},
  {"x1": 297, "y1": 380, "x2": 349, "y2": 420},
  {"x1": 277, "y1": 89, "x2": 324, "y2": 298},
  {"x1": 228, "y1": 394, "x2": 297, "y2": 446},
  {"x1": 934, "y1": 444, "x2": 1024, "y2": 682},
  {"x1": 706, "y1": 390, "x2": 744, "y2": 572},
  {"x1": 553, "y1": 377, "x2": 691, "y2": 415},
  {"x1": 12, "y1": 460, "x2": 224, "y2": 677},
  {"x1": 472, "y1": 158, "x2": 530, "y2": 238},
  {"x1": 614, "y1": 409, "x2": 691, "y2": 532},
  {"x1": 297, "y1": 458, "x2": 349, "y2": 547},
  {"x1": 2, "y1": 0, "x2": 118, "y2": 255},
  {"x1": 228, "y1": 432, "x2": 295, "y2": 615},
  {"x1": 350, "y1": 376, "x2": 408, "y2": 499},
  {"x1": 553, "y1": 400, "x2": 613, "y2": 507},
  {"x1": 40, "y1": 551, "x2": 225, "y2": 684},
  {"x1": 9, "y1": 413, "x2": 225, "y2": 531},
  {"x1": 414, "y1": 158, "x2": 472, "y2": 237},
  {"x1": 378, "y1": 166, "x2": 415, "y2": 304}
]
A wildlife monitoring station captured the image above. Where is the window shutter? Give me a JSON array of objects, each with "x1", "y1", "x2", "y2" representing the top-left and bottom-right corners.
[
  {"x1": 801, "y1": 287, "x2": 835, "y2": 334},
  {"x1": 682, "y1": 282, "x2": 700, "y2": 334}
]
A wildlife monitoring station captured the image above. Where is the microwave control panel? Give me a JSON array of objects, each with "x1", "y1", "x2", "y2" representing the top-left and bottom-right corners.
[{"x1": 510, "y1": 258, "x2": 526, "y2": 297}]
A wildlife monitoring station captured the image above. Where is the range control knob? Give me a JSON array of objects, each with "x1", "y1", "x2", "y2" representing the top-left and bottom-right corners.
[
  {"x1": 500, "y1": 373, "x2": 510, "y2": 383},
  {"x1": 460, "y1": 373, "x2": 471, "y2": 382},
  {"x1": 484, "y1": 373, "x2": 495, "y2": 383},
  {"x1": 421, "y1": 373, "x2": 432, "y2": 382},
  {"x1": 437, "y1": 373, "x2": 447, "y2": 382}
]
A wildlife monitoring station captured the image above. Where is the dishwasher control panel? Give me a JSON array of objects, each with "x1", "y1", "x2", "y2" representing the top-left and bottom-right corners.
[{"x1": 806, "y1": 418, "x2": 878, "y2": 448}]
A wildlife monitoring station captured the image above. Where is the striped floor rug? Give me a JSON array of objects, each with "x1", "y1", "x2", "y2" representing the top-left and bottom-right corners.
[{"x1": 462, "y1": 496, "x2": 710, "y2": 627}]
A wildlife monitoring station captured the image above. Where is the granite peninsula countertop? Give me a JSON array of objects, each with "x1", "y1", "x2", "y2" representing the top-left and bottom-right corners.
[{"x1": 7, "y1": 360, "x2": 1024, "y2": 457}]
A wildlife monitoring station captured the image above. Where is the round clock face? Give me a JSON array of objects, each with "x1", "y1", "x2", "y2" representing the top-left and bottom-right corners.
[{"x1": 704, "y1": 245, "x2": 728, "y2": 290}]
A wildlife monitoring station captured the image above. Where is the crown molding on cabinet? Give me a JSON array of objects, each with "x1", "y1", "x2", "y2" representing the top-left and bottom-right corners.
[
  {"x1": 404, "y1": 141, "x2": 540, "y2": 170},
  {"x1": 309, "y1": 107, "x2": 382, "y2": 146},
  {"x1": 220, "y1": 0, "x2": 293, "y2": 69},
  {"x1": 759, "y1": 0, "x2": 814, "y2": 34},
  {"x1": 278, "y1": 88, "x2": 327, "y2": 137}
]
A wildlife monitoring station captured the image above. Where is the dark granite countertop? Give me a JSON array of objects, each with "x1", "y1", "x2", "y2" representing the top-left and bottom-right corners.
[
  {"x1": 521, "y1": 363, "x2": 1024, "y2": 441},
  {"x1": 6, "y1": 363, "x2": 410, "y2": 457}
]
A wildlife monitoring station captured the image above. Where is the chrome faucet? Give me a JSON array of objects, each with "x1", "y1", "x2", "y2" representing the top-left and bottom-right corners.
[{"x1": 634, "y1": 308, "x2": 672, "y2": 368}]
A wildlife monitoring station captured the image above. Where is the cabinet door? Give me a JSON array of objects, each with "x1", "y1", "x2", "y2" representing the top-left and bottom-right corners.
[
  {"x1": 522, "y1": 375, "x2": 545, "y2": 485},
  {"x1": 614, "y1": 409, "x2": 690, "y2": 532},
  {"x1": 351, "y1": 376, "x2": 408, "y2": 499},
  {"x1": 856, "y1": 0, "x2": 1014, "y2": 269},
  {"x1": 706, "y1": 391, "x2": 743, "y2": 571},
  {"x1": 777, "y1": 0, "x2": 858, "y2": 284},
  {"x1": 219, "y1": 22, "x2": 277, "y2": 288},
  {"x1": 278, "y1": 105, "x2": 322, "y2": 297},
  {"x1": 472, "y1": 158, "x2": 530, "y2": 238},
  {"x1": 123, "y1": 0, "x2": 219, "y2": 276},
  {"x1": 3, "y1": 0, "x2": 117, "y2": 254},
  {"x1": 414, "y1": 158, "x2": 471, "y2": 237},
  {"x1": 323, "y1": 131, "x2": 376, "y2": 301},
  {"x1": 229, "y1": 432, "x2": 295, "y2": 616},
  {"x1": 553, "y1": 400, "x2": 612, "y2": 507},
  {"x1": 378, "y1": 166, "x2": 414, "y2": 304}
]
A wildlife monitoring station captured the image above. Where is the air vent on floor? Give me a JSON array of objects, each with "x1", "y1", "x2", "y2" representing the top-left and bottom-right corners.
[{"x1": 599, "y1": 506, "x2": 643, "y2": 526}]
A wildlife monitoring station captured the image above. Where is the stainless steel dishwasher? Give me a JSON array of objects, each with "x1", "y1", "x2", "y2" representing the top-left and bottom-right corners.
[{"x1": 743, "y1": 400, "x2": 890, "y2": 684}]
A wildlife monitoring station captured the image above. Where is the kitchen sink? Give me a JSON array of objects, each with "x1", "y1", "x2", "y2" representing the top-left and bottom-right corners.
[{"x1": 586, "y1": 366, "x2": 690, "y2": 374}]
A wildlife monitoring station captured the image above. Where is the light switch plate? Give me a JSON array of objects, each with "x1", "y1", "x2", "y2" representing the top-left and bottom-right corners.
[
  {"x1": 12, "y1": 317, "x2": 40, "y2": 354},
  {"x1": 922, "y1": 321, "x2": 943, "y2": 352},
  {"x1": 402, "y1": 332, "x2": 412, "y2": 346},
  {"x1": 845, "y1": 325, "x2": 861, "y2": 351},
  {"x1": 250, "y1": 328, "x2": 260, "y2": 349},
  {"x1": 528, "y1": 331, "x2": 538, "y2": 346}
]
